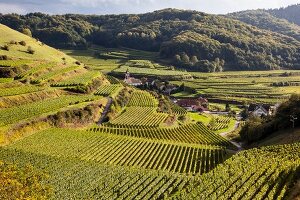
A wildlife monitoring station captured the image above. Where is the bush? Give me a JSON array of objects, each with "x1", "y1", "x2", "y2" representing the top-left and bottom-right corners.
[
  {"x1": 0, "y1": 55, "x2": 8, "y2": 60},
  {"x1": 75, "y1": 61, "x2": 81, "y2": 65},
  {"x1": 10, "y1": 40, "x2": 17, "y2": 44},
  {"x1": 27, "y1": 46, "x2": 35, "y2": 54},
  {"x1": 2, "y1": 45, "x2": 9, "y2": 51},
  {"x1": 22, "y1": 28, "x2": 32, "y2": 37},
  {"x1": 19, "y1": 41, "x2": 26, "y2": 46}
]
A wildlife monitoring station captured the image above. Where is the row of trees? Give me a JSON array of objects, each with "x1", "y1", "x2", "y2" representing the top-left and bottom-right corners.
[{"x1": 174, "y1": 53, "x2": 224, "y2": 72}]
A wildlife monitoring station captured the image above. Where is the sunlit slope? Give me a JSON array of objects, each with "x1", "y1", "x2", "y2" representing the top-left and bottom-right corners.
[{"x1": 0, "y1": 23, "x2": 76, "y2": 64}]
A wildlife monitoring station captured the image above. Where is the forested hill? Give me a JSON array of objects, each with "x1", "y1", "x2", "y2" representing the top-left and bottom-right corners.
[
  {"x1": 268, "y1": 4, "x2": 300, "y2": 26},
  {"x1": 228, "y1": 10, "x2": 300, "y2": 42},
  {"x1": 1, "y1": 9, "x2": 300, "y2": 72}
]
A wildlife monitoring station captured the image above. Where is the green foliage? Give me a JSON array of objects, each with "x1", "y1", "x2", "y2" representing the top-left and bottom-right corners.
[
  {"x1": 240, "y1": 94, "x2": 300, "y2": 143},
  {"x1": 94, "y1": 84, "x2": 122, "y2": 96},
  {"x1": 21, "y1": 28, "x2": 32, "y2": 37},
  {"x1": 5, "y1": 128, "x2": 229, "y2": 174},
  {"x1": 91, "y1": 122, "x2": 233, "y2": 147},
  {"x1": 175, "y1": 143, "x2": 300, "y2": 199},
  {"x1": 0, "y1": 95, "x2": 97, "y2": 126},
  {"x1": 1, "y1": 9, "x2": 300, "y2": 71},
  {"x1": 0, "y1": 160, "x2": 52, "y2": 199},
  {"x1": 0, "y1": 148, "x2": 197, "y2": 199}
]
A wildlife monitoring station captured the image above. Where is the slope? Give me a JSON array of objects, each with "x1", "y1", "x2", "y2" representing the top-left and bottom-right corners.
[{"x1": 0, "y1": 24, "x2": 76, "y2": 64}]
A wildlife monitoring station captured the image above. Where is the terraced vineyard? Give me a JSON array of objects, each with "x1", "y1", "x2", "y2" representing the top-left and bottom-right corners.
[
  {"x1": 171, "y1": 103, "x2": 188, "y2": 116},
  {"x1": 172, "y1": 71, "x2": 300, "y2": 103},
  {"x1": 0, "y1": 95, "x2": 98, "y2": 126},
  {"x1": 174, "y1": 143, "x2": 300, "y2": 199},
  {"x1": 127, "y1": 90, "x2": 158, "y2": 107},
  {"x1": 6, "y1": 128, "x2": 229, "y2": 174},
  {"x1": 208, "y1": 116, "x2": 232, "y2": 131},
  {"x1": 109, "y1": 107, "x2": 168, "y2": 127},
  {"x1": 51, "y1": 71, "x2": 101, "y2": 87},
  {"x1": 36, "y1": 65, "x2": 80, "y2": 82},
  {"x1": 0, "y1": 85, "x2": 44, "y2": 97},
  {"x1": 94, "y1": 84, "x2": 122, "y2": 96},
  {"x1": 90, "y1": 122, "x2": 233, "y2": 147},
  {"x1": 0, "y1": 148, "x2": 197, "y2": 199}
]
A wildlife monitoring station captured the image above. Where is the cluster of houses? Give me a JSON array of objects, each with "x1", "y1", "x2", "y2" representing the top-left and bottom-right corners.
[{"x1": 123, "y1": 70, "x2": 280, "y2": 118}]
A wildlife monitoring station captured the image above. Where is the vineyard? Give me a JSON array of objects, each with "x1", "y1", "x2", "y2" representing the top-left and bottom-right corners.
[
  {"x1": 174, "y1": 143, "x2": 300, "y2": 199},
  {"x1": 94, "y1": 84, "x2": 123, "y2": 96},
  {"x1": 208, "y1": 116, "x2": 232, "y2": 131},
  {"x1": 90, "y1": 122, "x2": 234, "y2": 147},
  {"x1": 0, "y1": 85, "x2": 44, "y2": 97},
  {"x1": 6, "y1": 128, "x2": 229, "y2": 174},
  {"x1": 51, "y1": 71, "x2": 101, "y2": 87},
  {"x1": 0, "y1": 148, "x2": 198, "y2": 199},
  {"x1": 127, "y1": 90, "x2": 158, "y2": 107},
  {"x1": 36, "y1": 65, "x2": 80, "y2": 82},
  {"x1": 171, "y1": 103, "x2": 188, "y2": 116},
  {"x1": 1, "y1": 22, "x2": 299, "y2": 200},
  {"x1": 108, "y1": 107, "x2": 168, "y2": 127},
  {"x1": 0, "y1": 95, "x2": 98, "y2": 126}
]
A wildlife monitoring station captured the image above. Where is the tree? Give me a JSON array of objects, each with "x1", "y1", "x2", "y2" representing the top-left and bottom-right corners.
[
  {"x1": 191, "y1": 56, "x2": 199, "y2": 64},
  {"x1": 174, "y1": 54, "x2": 181, "y2": 63},
  {"x1": 22, "y1": 28, "x2": 32, "y2": 37},
  {"x1": 181, "y1": 53, "x2": 190, "y2": 64},
  {"x1": 27, "y1": 46, "x2": 35, "y2": 54}
]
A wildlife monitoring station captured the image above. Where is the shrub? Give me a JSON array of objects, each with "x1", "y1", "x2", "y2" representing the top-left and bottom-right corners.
[
  {"x1": 19, "y1": 41, "x2": 26, "y2": 46},
  {"x1": 10, "y1": 40, "x2": 17, "y2": 44},
  {"x1": 27, "y1": 46, "x2": 35, "y2": 54},
  {"x1": 0, "y1": 55, "x2": 8, "y2": 60},
  {"x1": 2, "y1": 45, "x2": 9, "y2": 51},
  {"x1": 75, "y1": 61, "x2": 81, "y2": 65},
  {"x1": 22, "y1": 28, "x2": 32, "y2": 37}
]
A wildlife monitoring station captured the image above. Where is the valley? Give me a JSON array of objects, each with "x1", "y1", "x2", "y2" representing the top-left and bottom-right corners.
[{"x1": 0, "y1": 4, "x2": 300, "y2": 200}]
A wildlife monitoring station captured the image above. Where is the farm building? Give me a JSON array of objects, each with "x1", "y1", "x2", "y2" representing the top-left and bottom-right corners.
[
  {"x1": 248, "y1": 104, "x2": 279, "y2": 117},
  {"x1": 177, "y1": 97, "x2": 209, "y2": 112}
]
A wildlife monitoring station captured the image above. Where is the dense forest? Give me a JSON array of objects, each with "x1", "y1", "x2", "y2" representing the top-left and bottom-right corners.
[
  {"x1": 1, "y1": 7, "x2": 300, "y2": 71},
  {"x1": 268, "y1": 4, "x2": 300, "y2": 26}
]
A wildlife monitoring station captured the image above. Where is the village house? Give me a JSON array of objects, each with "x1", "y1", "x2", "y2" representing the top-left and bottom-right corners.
[
  {"x1": 176, "y1": 97, "x2": 209, "y2": 112},
  {"x1": 248, "y1": 103, "x2": 280, "y2": 117},
  {"x1": 124, "y1": 69, "x2": 142, "y2": 86}
]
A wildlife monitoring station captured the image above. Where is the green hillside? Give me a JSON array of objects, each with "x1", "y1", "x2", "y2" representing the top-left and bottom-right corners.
[
  {"x1": 0, "y1": 24, "x2": 76, "y2": 64},
  {"x1": 1, "y1": 10, "x2": 300, "y2": 71},
  {"x1": 0, "y1": 12, "x2": 299, "y2": 199},
  {"x1": 228, "y1": 10, "x2": 300, "y2": 42}
]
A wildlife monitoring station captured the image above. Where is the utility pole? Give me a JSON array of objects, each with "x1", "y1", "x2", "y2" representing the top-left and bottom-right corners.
[{"x1": 290, "y1": 115, "x2": 297, "y2": 129}]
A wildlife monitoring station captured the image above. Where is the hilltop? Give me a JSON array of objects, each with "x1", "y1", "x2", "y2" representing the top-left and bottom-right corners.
[{"x1": 1, "y1": 9, "x2": 300, "y2": 71}]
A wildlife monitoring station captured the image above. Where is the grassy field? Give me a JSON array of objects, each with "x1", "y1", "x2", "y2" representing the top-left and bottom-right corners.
[{"x1": 0, "y1": 24, "x2": 76, "y2": 64}]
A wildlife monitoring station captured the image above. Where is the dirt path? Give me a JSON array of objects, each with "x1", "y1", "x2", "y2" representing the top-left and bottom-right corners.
[
  {"x1": 97, "y1": 97, "x2": 113, "y2": 125},
  {"x1": 220, "y1": 121, "x2": 244, "y2": 152}
]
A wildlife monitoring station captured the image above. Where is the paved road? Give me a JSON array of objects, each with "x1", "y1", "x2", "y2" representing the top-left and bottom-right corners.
[{"x1": 97, "y1": 97, "x2": 113, "y2": 126}]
